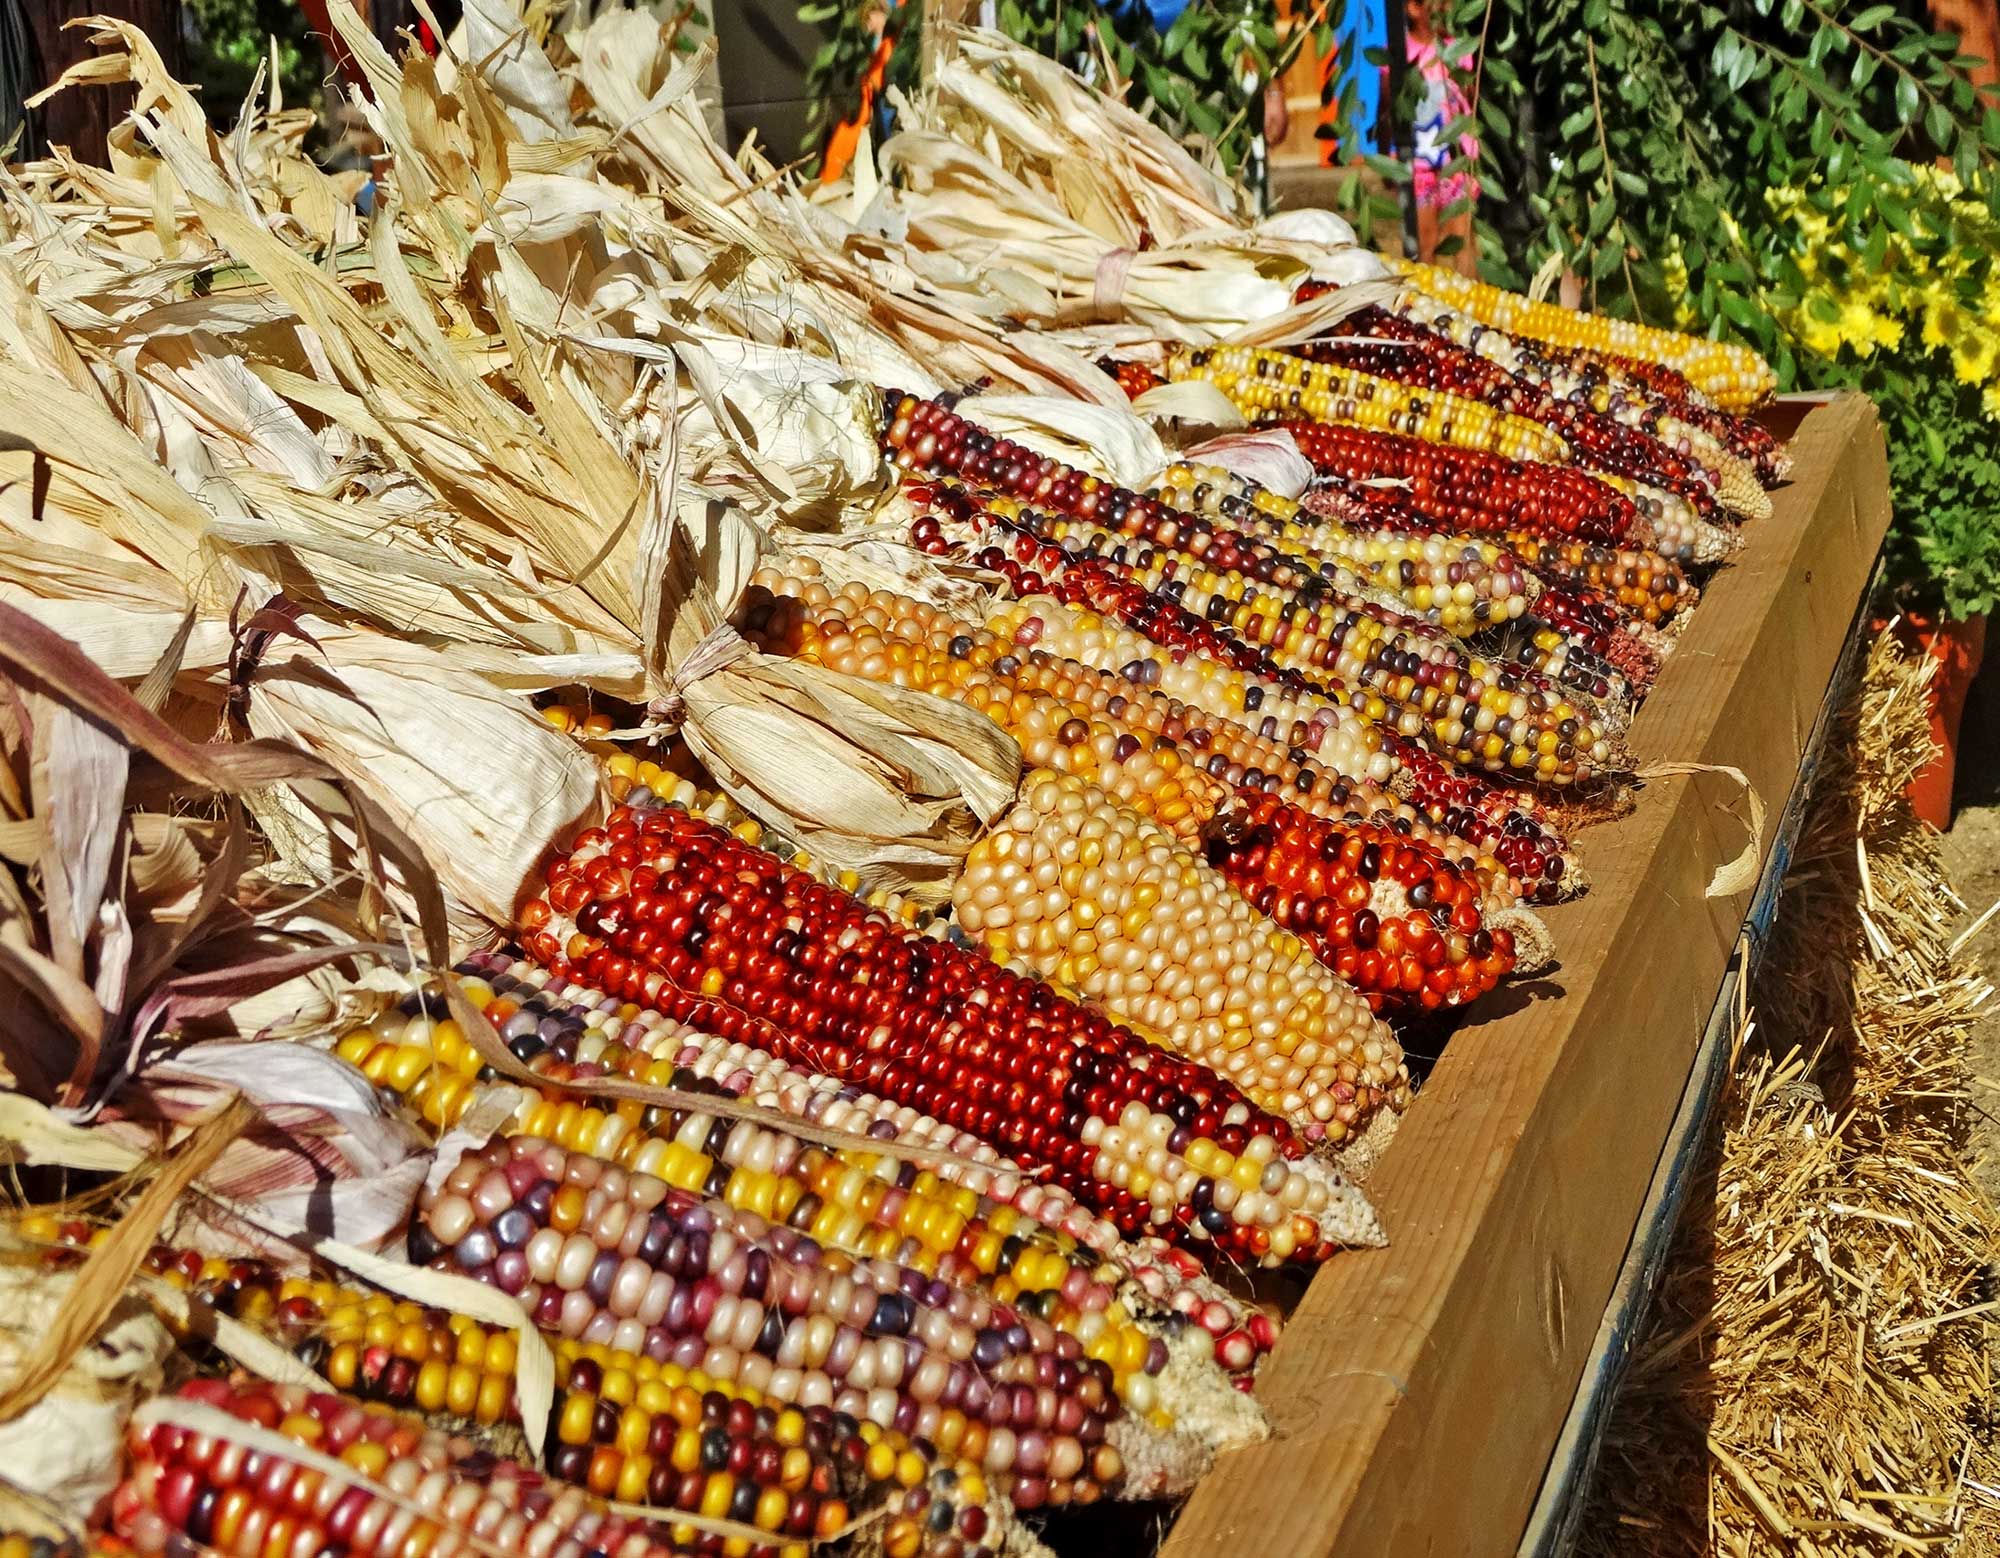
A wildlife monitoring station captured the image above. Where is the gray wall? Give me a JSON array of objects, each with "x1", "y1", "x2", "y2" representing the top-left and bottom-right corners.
[{"x1": 711, "y1": 0, "x2": 831, "y2": 161}]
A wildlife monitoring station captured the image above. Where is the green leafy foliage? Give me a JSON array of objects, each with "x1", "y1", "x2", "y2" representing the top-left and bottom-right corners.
[
  {"x1": 184, "y1": 0, "x2": 326, "y2": 121},
  {"x1": 1421, "y1": 0, "x2": 2000, "y2": 618},
  {"x1": 797, "y1": 1, "x2": 1288, "y2": 176}
]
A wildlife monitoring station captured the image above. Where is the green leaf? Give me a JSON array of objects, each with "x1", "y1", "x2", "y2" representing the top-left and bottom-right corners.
[
  {"x1": 1850, "y1": 4, "x2": 1896, "y2": 29},
  {"x1": 1925, "y1": 100, "x2": 1954, "y2": 150},
  {"x1": 1896, "y1": 73, "x2": 1920, "y2": 122}
]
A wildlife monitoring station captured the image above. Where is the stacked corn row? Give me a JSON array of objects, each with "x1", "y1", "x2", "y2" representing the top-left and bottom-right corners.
[
  {"x1": 959, "y1": 766, "x2": 1516, "y2": 1017},
  {"x1": 443, "y1": 947, "x2": 1283, "y2": 1373},
  {"x1": 553, "y1": 745, "x2": 948, "y2": 934},
  {"x1": 1519, "y1": 591, "x2": 1664, "y2": 694},
  {"x1": 418, "y1": 1135, "x2": 1217, "y2": 1504},
  {"x1": 331, "y1": 964, "x2": 1276, "y2": 1364},
  {"x1": 932, "y1": 475, "x2": 1631, "y2": 720},
  {"x1": 1393, "y1": 260, "x2": 1778, "y2": 410},
  {"x1": 32, "y1": 1218, "x2": 1024, "y2": 1558},
  {"x1": 1148, "y1": 462, "x2": 1540, "y2": 637},
  {"x1": 1132, "y1": 462, "x2": 1636, "y2": 706},
  {"x1": 543, "y1": 1343, "x2": 1018, "y2": 1542},
  {"x1": 113, "y1": 1377, "x2": 835, "y2": 1558},
  {"x1": 1389, "y1": 284, "x2": 1790, "y2": 482},
  {"x1": 1592, "y1": 470, "x2": 1740, "y2": 566},
  {"x1": 1159, "y1": 345, "x2": 1569, "y2": 464},
  {"x1": 1500, "y1": 533, "x2": 1694, "y2": 628},
  {"x1": 1312, "y1": 305, "x2": 1768, "y2": 521},
  {"x1": 740, "y1": 567, "x2": 1535, "y2": 908},
  {"x1": 898, "y1": 473, "x2": 1583, "y2": 899},
  {"x1": 31, "y1": 1218, "x2": 1014, "y2": 1558},
  {"x1": 906, "y1": 474, "x2": 1625, "y2": 789},
  {"x1": 1375, "y1": 729, "x2": 1584, "y2": 896},
  {"x1": 364, "y1": 1024, "x2": 1239, "y2": 1430},
  {"x1": 524, "y1": 802, "x2": 1391, "y2": 1236},
  {"x1": 1274, "y1": 406, "x2": 1728, "y2": 566},
  {"x1": 729, "y1": 576, "x2": 1233, "y2": 845},
  {"x1": 331, "y1": 954, "x2": 1283, "y2": 1373},
  {"x1": 905, "y1": 480, "x2": 1395, "y2": 784}
]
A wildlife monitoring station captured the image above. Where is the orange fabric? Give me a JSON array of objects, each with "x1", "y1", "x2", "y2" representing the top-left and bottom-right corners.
[
  {"x1": 820, "y1": 26, "x2": 896, "y2": 184},
  {"x1": 1928, "y1": 0, "x2": 2000, "y2": 92}
]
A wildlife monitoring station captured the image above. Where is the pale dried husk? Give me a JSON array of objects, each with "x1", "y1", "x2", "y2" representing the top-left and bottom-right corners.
[
  {"x1": 0, "y1": 4, "x2": 1027, "y2": 910},
  {"x1": 240, "y1": 624, "x2": 601, "y2": 929},
  {"x1": 644, "y1": 491, "x2": 1019, "y2": 902},
  {"x1": 866, "y1": 27, "x2": 1393, "y2": 340},
  {"x1": 0, "y1": 1266, "x2": 171, "y2": 1518}
]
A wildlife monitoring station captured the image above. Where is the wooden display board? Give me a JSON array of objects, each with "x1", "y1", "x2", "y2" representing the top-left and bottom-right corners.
[{"x1": 1158, "y1": 394, "x2": 1893, "y2": 1558}]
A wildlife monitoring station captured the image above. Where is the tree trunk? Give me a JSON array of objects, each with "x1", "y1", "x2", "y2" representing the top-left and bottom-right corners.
[{"x1": 22, "y1": 0, "x2": 183, "y2": 164}]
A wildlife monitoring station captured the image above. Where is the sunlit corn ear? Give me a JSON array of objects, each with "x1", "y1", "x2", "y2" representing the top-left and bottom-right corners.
[
  {"x1": 1165, "y1": 344, "x2": 1572, "y2": 465},
  {"x1": 519, "y1": 805, "x2": 1384, "y2": 1265},
  {"x1": 883, "y1": 396, "x2": 1631, "y2": 789},
  {"x1": 736, "y1": 562, "x2": 1533, "y2": 915},
  {"x1": 1150, "y1": 459, "x2": 1541, "y2": 640},
  {"x1": 380, "y1": 944, "x2": 1287, "y2": 1378},
  {"x1": 1395, "y1": 259, "x2": 1779, "y2": 410}
]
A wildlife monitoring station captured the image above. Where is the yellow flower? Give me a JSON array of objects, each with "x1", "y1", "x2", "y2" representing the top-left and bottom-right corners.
[
  {"x1": 1983, "y1": 379, "x2": 2000, "y2": 424},
  {"x1": 1952, "y1": 327, "x2": 1998, "y2": 385},
  {"x1": 1796, "y1": 312, "x2": 1843, "y2": 360},
  {"x1": 1921, "y1": 295, "x2": 1964, "y2": 351},
  {"x1": 1835, "y1": 298, "x2": 1884, "y2": 356}
]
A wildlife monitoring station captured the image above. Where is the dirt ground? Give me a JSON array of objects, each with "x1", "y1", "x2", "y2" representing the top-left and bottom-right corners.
[{"x1": 1941, "y1": 655, "x2": 2000, "y2": 1205}]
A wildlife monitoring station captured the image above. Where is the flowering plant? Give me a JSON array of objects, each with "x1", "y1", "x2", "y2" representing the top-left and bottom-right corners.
[
  {"x1": 1419, "y1": 0, "x2": 2000, "y2": 621},
  {"x1": 1762, "y1": 172, "x2": 2000, "y2": 616}
]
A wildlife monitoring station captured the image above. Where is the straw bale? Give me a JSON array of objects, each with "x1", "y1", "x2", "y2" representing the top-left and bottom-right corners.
[{"x1": 1578, "y1": 637, "x2": 2000, "y2": 1555}]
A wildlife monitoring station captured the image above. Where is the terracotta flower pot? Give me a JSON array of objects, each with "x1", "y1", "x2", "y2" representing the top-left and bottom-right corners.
[{"x1": 1899, "y1": 612, "x2": 1988, "y2": 829}]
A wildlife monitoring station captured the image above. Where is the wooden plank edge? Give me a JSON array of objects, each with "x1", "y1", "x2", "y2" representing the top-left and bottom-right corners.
[
  {"x1": 1157, "y1": 394, "x2": 1890, "y2": 1558},
  {"x1": 1515, "y1": 557, "x2": 1882, "y2": 1558}
]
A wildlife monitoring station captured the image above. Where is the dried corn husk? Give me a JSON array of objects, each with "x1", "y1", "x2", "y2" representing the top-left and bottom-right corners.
[
  {"x1": 954, "y1": 392, "x2": 1167, "y2": 487},
  {"x1": 642, "y1": 489, "x2": 1019, "y2": 901},
  {"x1": 0, "y1": 1265, "x2": 171, "y2": 1517},
  {"x1": 240, "y1": 623, "x2": 601, "y2": 928},
  {"x1": 2, "y1": 7, "x2": 1030, "y2": 907},
  {"x1": 863, "y1": 27, "x2": 1391, "y2": 340}
]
